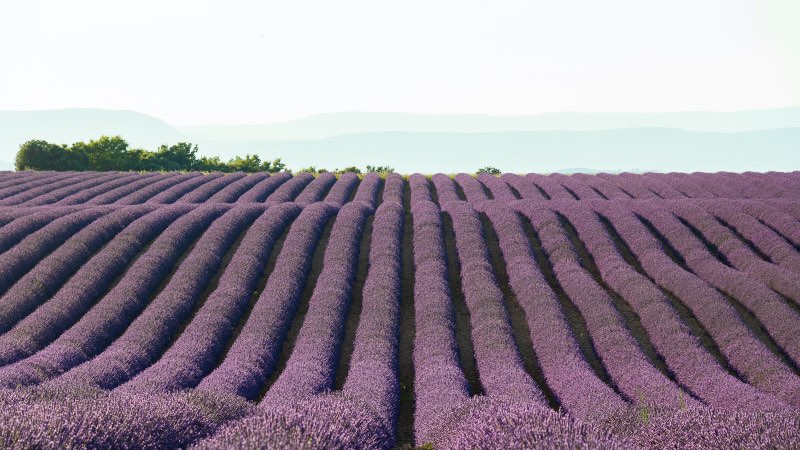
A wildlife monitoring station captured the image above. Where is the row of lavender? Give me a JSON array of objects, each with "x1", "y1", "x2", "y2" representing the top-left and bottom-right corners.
[
  {"x1": 0, "y1": 172, "x2": 799, "y2": 448},
  {"x1": 1, "y1": 169, "x2": 799, "y2": 207}
]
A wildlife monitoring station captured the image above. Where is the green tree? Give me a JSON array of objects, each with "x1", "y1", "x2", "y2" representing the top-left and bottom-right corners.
[
  {"x1": 195, "y1": 155, "x2": 229, "y2": 173},
  {"x1": 15, "y1": 140, "x2": 88, "y2": 171},
  {"x1": 227, "y1": 154, "x2": 264, "y2": 173},
  {"x1": 477, "y1": 166, "x2": 501, "y2": 175},
  {"x1": 260, "y1": 157, "x2": 286, "y2": 173},
  {"x1": 335, "y1": 166, "x2": 362, "y2": 174},
  {"x1": 14, "y1": 136, "x2": 286, "y2": 173},
  {"x1": 365, "y1": 165, "x2": 394, "y2": 173},
  {"x1": 224, "y1": 154, "x2": 286, "y2": 173},
  {"x1": 71, "y1": 136, "x2": 130, "y2": 171},
  {"x1": 156, "y1": 142, "x2": 199, "y2": 171},
  {"x1": 298, "y1": 165, "x2": 327, "y2": 174}
]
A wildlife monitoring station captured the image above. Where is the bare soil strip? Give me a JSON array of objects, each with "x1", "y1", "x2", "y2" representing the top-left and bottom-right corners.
[
  {"x1": 333, "y1": 215, "x2": 374, "y2": 390},
  {"x1": 442, "y1": 212, "x2": 484, "y2": 397},
  {"x1": 396, "y1": 180, "x2": 416, "y2": 447},
  {"x1": 518, "y1": 213, "x2": 624, "y2": 399},
  {"x1": 480, "y1": 213, "x2": 559, "y2": 409},
  {"x1": 258, "y1": 216, "x2": 337, "y2": 399}
]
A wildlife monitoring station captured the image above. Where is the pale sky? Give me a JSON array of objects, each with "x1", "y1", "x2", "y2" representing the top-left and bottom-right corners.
[{"x1": 0, "y1": 0, "x2": 798, "y2": 125}]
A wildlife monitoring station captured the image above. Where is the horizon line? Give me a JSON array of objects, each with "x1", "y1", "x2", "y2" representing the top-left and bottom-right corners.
[{"x1": 2, "y1": 105, "x2": 800, "y2": 128}]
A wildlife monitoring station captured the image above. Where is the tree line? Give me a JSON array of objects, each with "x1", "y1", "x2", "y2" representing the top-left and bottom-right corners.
[
  {"x1": 14, "y1": 136, "x2": 502, "y2": 175},
  {"x1": 15, "y1": 136, "x2": 286, "y2": 173}
]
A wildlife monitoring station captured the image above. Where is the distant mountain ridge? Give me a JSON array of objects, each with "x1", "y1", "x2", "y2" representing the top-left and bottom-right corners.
[
  {"x1": 215, "y1": 127, "x2": 800, "y2": 174},
  {"x1": 178, "y1": 108, "x2": 800, "y2": 141},
  {"x1": 0, "y1": 109, "x2": 189, "y2": 159},
  {"x1": 1, "y1": 108, "x2": 799, "y2": 173}
]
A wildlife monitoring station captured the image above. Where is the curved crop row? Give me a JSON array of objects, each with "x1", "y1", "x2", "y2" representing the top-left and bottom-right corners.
[
  {"x1": 669, "y1": 202, "x2": 800, "y2": 302},
  {"x1": 324, "y1": 172, "x2": 360, "y2": 206},
  {"x1": 235, "y1": 172, "x2": 292, "y2": 203},
  {"x1": 353, "y1": 173, "x2": 383, "y2": 208},
  {"x1": 177, "y1": 173, "x2": 247, "y2": 204},
  {"x1": 197, "y1": 202, "x2": 337, "y2": 399},
  {"x1": 51, "y1": 205, "x2": 259, "y2": 389},
  {"x1": 0, "y1": 171, "x2": 43, "y2": 191},
  {"x1": 206, "y1": 172, "x2": 269, "y2": 203},
  {"x1": 442, "y1": 201, "x2": 546, "y2": 404},
  {"x1": 526, "y1": 174, "x2": 573, "y2": 200},
  {"x1": 480, "y1": 203, "x2": 627, "y2": 421},
  {"x1": 265, "y1": 172, "x2": 314, "y2": 205},
  {"x1": 0, "y1": 205, "x2": 154, "y2": 337},
  {"x1": 0, "y1": 205, "x2": 225, "y2": 387},
  {"x1": 551, "y1": 173, "x2": 604, "y2": 200},
  {"x1": 500, "y1": 173, "x2": 547, "y2": 200},
  {"x1": 595, "y1": 202, "x2": 800, "y2": 406},
  {"x1": 262, "y1": 201, "x2": 372, "y2": 404},
  {"x1": 410, "y1": 199, "x2": 469, "y2": 444},
  {"x1": 113, "y1": 172, "x2": 202, "y2": 205},
  {"x1": 0, "y1": 172, "x2": 83, "y2": 201},
  {"x1": 736, "y1": 201, "x2": 800, "y2": 256},
  {"x1": 54, "y1": 173, "x2": 158, "y2": 205},
  {"x1": 146, "y1": 172, "x2": 224, "y2": 204},
  {"x1": 292, "y1": 172, "x2": 337, "y2": 206},
  {"x1": 353, "y1": 173, "x2": 382, "y2": 209},
  {"x1": 453, "y1": 173, "x2": 488, "y2": 202},
  {"x1": 0, "y1": 205, "x2": 185, "y2": 368},
  {"x1": 430, "y1": 174, "x2": 461, "y2": 204},
  {"x1": 409, "y1": 173, "x2": 433, "y2": 204},
  {"x1": 703, "y1": 201, "x2": 800, "y2": 272},
  {"x1": 84, "y1": 173, "x2": 180, "y2": 205},
  {"x1": 0, "y1": 207, "x2": 37, "y2": 228},
  {"x1": 476, "y1": 173, "x2": 516, "y2": 200},
  {"x1": 0, "y1": 208, "x2": 109, "y2": 297},
  {"x1": 632, "y1": 202, "x2": 800, "y2": 366},
  {"x1": 342, "y1": 201, "x2": 404, "y2": 429},
  {"x1": 119, "y1": 203, "x2": 301, "y2": 393},
  {"x1": 0, "y1": 172, "x2": 107, "y2": 206},
  {"x1": 0, "y1": 206, "x2": 83, "y2": 253},
  {"x1": 1, "y1": 171, "x2": 796, "y2": 205},
  {"x1": 516, "y1": 202, "x2": 688, "y2": 408},
  {"x1": 19, "y1": 172, "x2": 140, "y2": 206},
  {"x1": 575, "y1": 173, "x2": 633, "y2": 199},
  {"x1": 383, "y1": 173, "x2": 405, "y2": 206},
  {"x1": 554, "y1": 201, "x2": 783, "y2": 411}
]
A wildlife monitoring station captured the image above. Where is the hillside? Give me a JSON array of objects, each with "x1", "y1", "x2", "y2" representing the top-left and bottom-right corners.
[
  {"x1": 0, "y1": 109, "x2": 189, "y2": 164},
  {"x1": 214, "y1": 127, "x2": 800, "y2": 173},
  {"x1": 178, "y1": 107, "x2": 800, "y2": 141},
  {"x1": 0, "y1": 170, "x2": 798, "y2": 448}
]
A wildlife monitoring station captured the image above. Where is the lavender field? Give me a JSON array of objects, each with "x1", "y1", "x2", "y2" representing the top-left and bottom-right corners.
[{"x1": 0, "y1": 169, "x2": 799, "y2": 449}]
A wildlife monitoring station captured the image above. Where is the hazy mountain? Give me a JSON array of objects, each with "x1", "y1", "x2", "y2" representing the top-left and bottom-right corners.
[
  {"x1": 1, "y1": 108, "x2": 799, "y2": 173},
  {"x1": 0, "y1": 109, "x2": 189, "y2": 164},
  {"x1": 208, "y1": 127, "x2": 800, "y2": 174},
  {"x1": 178, "y1": 108, "x2": 800, "y2": 141}
]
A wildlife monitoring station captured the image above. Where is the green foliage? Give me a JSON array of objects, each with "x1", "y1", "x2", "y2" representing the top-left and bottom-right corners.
[
  {"x1": 476, "y1": 166, "x2": 501, "y2": 175},
  {"x1": 226, "y1": 154, "x2": 285, "y2": 173},
  {"x1": 298, "y1": 166, "x2": 328, "y2": 174},
  {"x1": 14, "y1": 136, "x2": 285, "y2": 173},
  {"x1": 637, "y1": 393, "x2": 650, "y2": 425},
  {"x1": 15, "y1": 140, "x2": 88, "y2": 171},
  {"x1": 365, "y1": 165, "x2": 394, "y2": 173},
  {"x1": 334, "y1": 166, "x2": 362, "y2": 174},
  {"x1": 70, "y1": 136, "x2": 130, "y2": 171},
  {"x1": 195, "y1": 155, "x2": 229, "y2": 173}
]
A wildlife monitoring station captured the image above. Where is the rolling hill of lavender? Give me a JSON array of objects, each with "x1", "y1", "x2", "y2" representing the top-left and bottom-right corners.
[{"x1": 0, "y1": 169, "x2": 799, "y2": 449}]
